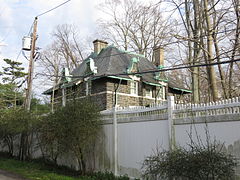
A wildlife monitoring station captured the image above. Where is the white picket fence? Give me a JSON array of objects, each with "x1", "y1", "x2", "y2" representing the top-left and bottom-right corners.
[
  {"x1": 101, "y1": 96, "x2": 240, "y2": 122},
  {"x1": 99, "y1": 96, "x2": 240, "y2": 178},
  {"x1": 174, "y1": 97, "x2": 240, "y2": 119}
]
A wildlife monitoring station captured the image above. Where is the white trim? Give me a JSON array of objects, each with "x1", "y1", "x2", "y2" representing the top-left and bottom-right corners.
[
  {"x1": 73, "y1": 90, "x2": 159, "y2": 100},
  {"x1": 75, "y1": 80, "x2": 82, "y2": 85},
  {"x1": 84, "y1": 77, "x2": 90, "y2": 81},
  {"x1": 156, "y1": 86, "x2": 166, "y2": 100},
  {"x1": 86, "y1": 81, "x2": 89, "y2": 95},
  {"x1": 129, "y1": 75, "x2": 140, "y2": 81},
  {"x1": 145, "y1": 87, "x2": 153, "y2": 98},
  {"x1": 130, "y1": 81, "x2": 138, "y2": 95}
]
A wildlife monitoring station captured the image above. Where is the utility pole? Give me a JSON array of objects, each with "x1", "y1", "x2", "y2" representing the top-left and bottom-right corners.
[{"x1": 25, "y1": 17, "x2": 38, "y2": 111}]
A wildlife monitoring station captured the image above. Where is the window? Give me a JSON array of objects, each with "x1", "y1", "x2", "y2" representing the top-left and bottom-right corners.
[
  {"x1": 130, "y1": 81, "x2": 138, "y2": 95},
  {"x1": 156, "y1": 86, "x2": 165, "y2": 100},
  {"x1": 145, "y1": 87, "x2": 153, "y2": 98}
]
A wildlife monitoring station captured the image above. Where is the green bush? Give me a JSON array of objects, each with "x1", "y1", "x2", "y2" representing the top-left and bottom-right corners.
[
  {"x1": 142, "y1": 141, "x2": 237, "y2": 180},
  {"x1": 39, "y1": 99, "x2": 102, "y2": 174},
  {"x1": 0, "y1": 108, "x2": 37, "y2": 159}
]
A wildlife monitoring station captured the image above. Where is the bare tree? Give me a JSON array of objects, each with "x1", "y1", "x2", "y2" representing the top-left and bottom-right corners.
[
  {"x1": 166, "y1": 0, "x2": 240, "y2": 102},
  {"x1": 38, "y1": 43, "x2": 62, "y2": 85},
  {"x1": 202, "y1": 0, "x2": 219, "y2": 101},
  {"x1": 36, "y1": 24, "x2": 88, "y2": 109},
  {"x1": 52, "y1": 24, "x2": 85, "y2": 70},
  {"x1": 37, "y1": 24, "x2": 87, "y2": 83},
  {"x1": 228, "y1": 0, "x2": 240, "y2": 97},
  {"x1": 98, "y1": 0, "x2": 174, "y2": 59}
]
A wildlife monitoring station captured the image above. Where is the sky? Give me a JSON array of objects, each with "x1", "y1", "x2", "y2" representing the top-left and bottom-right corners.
[
  {"x1": 0, "y1": 0, "x2": 103, "y2": 61},
  {"x1": 0, "y1": 0, "x2": 107, "y2": 100},
  {"x1": 0, "y1": 0, "x2": 167, "y2": 101}
]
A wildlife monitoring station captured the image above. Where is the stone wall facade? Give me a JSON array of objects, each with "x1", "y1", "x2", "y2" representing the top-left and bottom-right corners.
[{"x1": 52, "y1": 77, "x2": 166, "y2": 110}]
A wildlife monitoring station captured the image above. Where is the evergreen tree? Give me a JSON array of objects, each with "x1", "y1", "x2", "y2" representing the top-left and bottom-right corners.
[
  {"x1": 1, "y1": 59, "x2": 27, "y2": 85},
  {"x1": 0, "y1": 59, "x2": 27, "y2": 108}
]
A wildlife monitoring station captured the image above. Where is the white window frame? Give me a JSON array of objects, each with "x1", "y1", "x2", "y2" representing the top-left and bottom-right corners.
[
  {"x1": 130, "y1": 81, "x2": 138, "y2": 95},
  {"x1": 145, "y1": 87, "x2": 153, "y2": 98},
  {"x1": 86, "y1": 80, "x2": 91, "y2": 96},
  {"x1": 156, "y1": 86, "x2": 165, "y2": 100}
]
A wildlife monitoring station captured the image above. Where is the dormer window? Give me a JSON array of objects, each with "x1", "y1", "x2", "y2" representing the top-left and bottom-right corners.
[
  {"x1": 61, "y1": 67, "x2": 72, "y2": 84},
  {"x1": 85, "y1": 58, "x2": 97, "y2": 76},
  {"x1": 127, "y1": 57, "x2": 139, "y2": 74},
  {"x1": 130, "y1": 81, "x2": 138, "y2": 95}
]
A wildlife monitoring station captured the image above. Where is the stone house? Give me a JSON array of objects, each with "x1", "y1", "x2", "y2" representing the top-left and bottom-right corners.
[{"x1": 43, "y1": 40, "x2": 191, "y2": 110}]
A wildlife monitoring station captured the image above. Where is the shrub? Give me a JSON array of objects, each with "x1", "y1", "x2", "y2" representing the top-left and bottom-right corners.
[
  {"x1": 39, "y1": 99, "x2": 102, "y2": 174},
  {"x1": 142, "y1": 141, "x2": 237, "y2": 180},
  {"x1": 0, "y1": 108, "x2": 37, "y2": 159}
]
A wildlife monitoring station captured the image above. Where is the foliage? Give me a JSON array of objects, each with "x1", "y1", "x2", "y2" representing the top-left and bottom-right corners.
[
  {"x1": 0, "y1": 58, "x2": 26, "y2": 108},
  {"x1": 39, "y1": 99, "x2": 102, "y2": 174},
  {"x1": 0, "y1": 83, "x2": 24, "y2": 108},
  {"x1": 1, "y1": 59, "x2": 27, "y2": 84},
  {"x1": 30, "y1": 98, "x2": 50, "y2": 115},
  {"x1": 0, "y1": 108, "x2": 38, "y2": 159},
  {"x1": 142, "y1": 141, "x2": 237, "y2": 180}
]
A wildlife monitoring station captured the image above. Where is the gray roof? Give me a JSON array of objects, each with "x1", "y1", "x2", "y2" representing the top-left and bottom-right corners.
[
  {"x1": 44, "y1": 46, "x2": 191, "y2": 94},
  {"x1": 71, "y1": 46, "x2": 164, "y2": 84}
]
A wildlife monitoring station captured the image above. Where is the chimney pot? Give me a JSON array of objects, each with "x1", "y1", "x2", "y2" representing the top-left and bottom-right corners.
[
  {"x1": 93, "y1": 39, "x2": 108, "y2": 54},
  {"x1": 153, "y1": 47, "x2": 164, "y2": 67}
]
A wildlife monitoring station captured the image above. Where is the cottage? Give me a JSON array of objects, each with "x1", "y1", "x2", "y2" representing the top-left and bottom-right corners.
[{"x1": 43, "y1": 40, "x2": 191, "y2": 110}]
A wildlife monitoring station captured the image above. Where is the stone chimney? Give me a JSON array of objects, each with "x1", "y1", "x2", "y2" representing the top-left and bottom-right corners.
[
  {"x1": 153, "y1": 47, "x2": 164, "y2": 67},
  {"x1": 93, "y1": 39, "x2": 108, "y2": 54}
]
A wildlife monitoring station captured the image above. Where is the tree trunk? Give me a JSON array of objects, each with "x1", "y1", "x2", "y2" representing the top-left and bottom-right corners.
[
  {"x1": 192, "y1": 0, "x2": 201, "y2": 103},
  {"x1": 210, "y1": 0, "x2": 228, "y2": 99},
  {"x1": 203, "y1": 0, "x2": 219, "y2": 101},
  {"x1": 228, "y1": 0, "x2": 240, "y2": 98},
  {"x1": 213, "y1": 35, "x2": 228, "y2": 99}
]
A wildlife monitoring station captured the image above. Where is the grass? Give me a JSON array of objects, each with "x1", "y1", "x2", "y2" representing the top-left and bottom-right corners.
[
  {"x1": 0, "y1": 154, "x2": 135, "y2": 180},
  {"x1": 0, "y1": 156, "x2": 83, "y2": 180}
]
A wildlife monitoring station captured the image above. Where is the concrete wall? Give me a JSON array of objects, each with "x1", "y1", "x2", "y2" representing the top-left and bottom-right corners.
[
  {"x1": 175, "y1": 118, "x2": 240, "y2": 178},
  {"x1": 93, "y1": 119, "x2": 169, "y2": 178},
  {"x1": 97, "y1": 115, "x2": 240, "y2": 178},
  {"x1": 99, "y1": 101, "x2": 240, "y2": 178}
]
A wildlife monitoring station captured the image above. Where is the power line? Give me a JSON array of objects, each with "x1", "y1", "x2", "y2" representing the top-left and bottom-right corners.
[
  {"x1": 27, "y1": 22, "x2": 34, "y2": 36},
  {"x1": 0, "y1": 29, "x2": 12, "y2": 42},
  {"x1": 45, "y1": 40, "x2": 235, "y2": 63},
  {"x1": 13, "y1": 20, "x2": 35, "y2": 62},
  {"x1": 36, "y1": 57, "x2": 240, "y2": 79},
  {"x1": 13, "y1": 0, "x2": 71, "y2": 62},
  {"x1": 15, "y1": 49, "x2": 22, "y2": 62},
  {"x1": 36, "y1": 0, "x2": 72, "y2": 17},
  {"x1": 110, "y1": 27, "x2": 237, "y2": 55}
]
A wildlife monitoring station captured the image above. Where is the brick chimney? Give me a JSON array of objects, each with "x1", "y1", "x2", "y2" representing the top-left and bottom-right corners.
[
  {"x1": 93, "y1": 39, "x2": 108, "y2": 54},
  {"x1": 153, "y1": 47, "x2": 164, "y2": 67}
]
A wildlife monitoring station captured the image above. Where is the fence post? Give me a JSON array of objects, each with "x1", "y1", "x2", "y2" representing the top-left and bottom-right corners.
[
  {"x1": 113, "y1": 106, "x2": 118, "y2": 176},
  {"x1": 168, "y1": 96, "x2": 176, "y2": 150}
]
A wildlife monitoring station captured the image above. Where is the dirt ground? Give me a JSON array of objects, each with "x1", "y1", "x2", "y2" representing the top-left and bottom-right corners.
[{"x1": 0, "y1": 170, "x2": 28, "y2": 180}]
